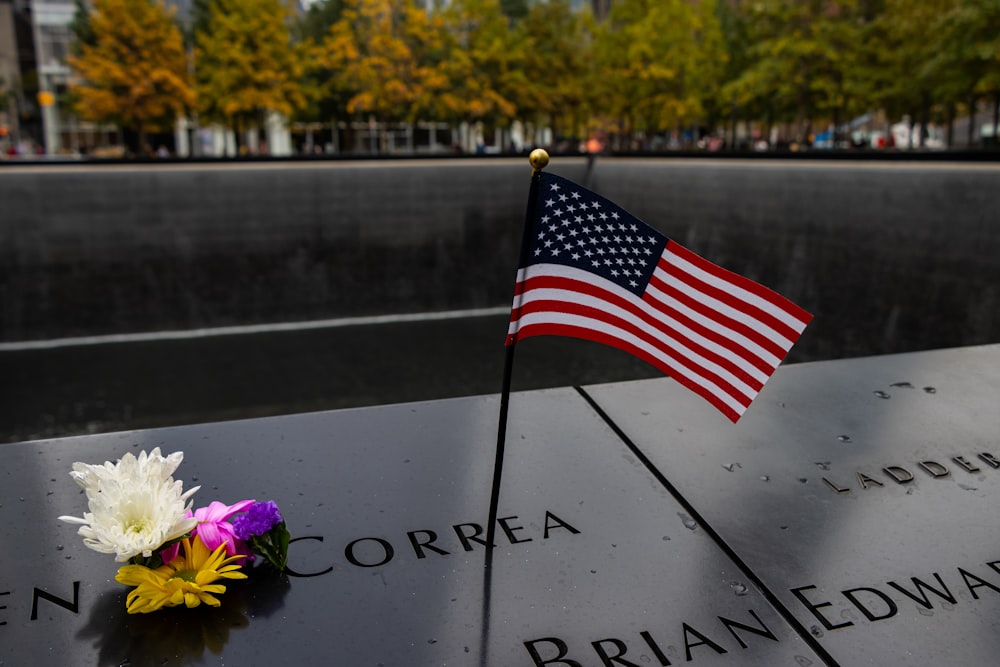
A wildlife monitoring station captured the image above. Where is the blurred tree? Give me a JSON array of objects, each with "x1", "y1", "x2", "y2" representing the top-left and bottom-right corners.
[
  {"x1": 298, "y1": 0, "x2": 347, "y2": 42},
  {"x1": 69, "y1": 0, "x2": 96, "y2": 56},
  {"x1": 515, "y1": 0, "x2": 594, "y2": 143},
  {"x1": 0, "y1": 76, "x2": 11, "y2": 125},
  {"x1": 67, "y1": 0, "x2": 193, "y2": 154},
  {"x1": 715, "y1": 0, "x2": 757, "y2": 146},
  {"x1": 499, "y1": 0, "x2": 529, "y2": 21},
  {"x1": 403, "y1": 4, "x2": 464, "y2": 123},
  {"x1": 319, "y1": 0, "x2": 461, "y2": 153},
  {"x1": 292, "y1": 0, "x2": 348, "y2": 130},
  {"x1": 593, "y1": 0, "x2": 724, "y2": 150},
  {"x1": 871, "y1": 0, "x2": 955, "y2": 147},
  {"x1": 441, "y1": 0, "x2": 528, "y2": 138},
  {"x1": 195, "y1": 0, "x2": 308, "y2": 154},
  {"x1": 721, "y1": 0, "x2": 869, "y2": 146},
  {"x1": 960, "y1": 0, "x2": 1000, "y2": 145},
  {"x1": 926, "y1": 0, "x2": 1000, "y2": 146}
]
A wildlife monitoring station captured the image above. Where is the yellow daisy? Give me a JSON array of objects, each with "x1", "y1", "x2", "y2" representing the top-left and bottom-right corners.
[{"x1": 115, "y1": 536, "x2": 247, "y2": 614}]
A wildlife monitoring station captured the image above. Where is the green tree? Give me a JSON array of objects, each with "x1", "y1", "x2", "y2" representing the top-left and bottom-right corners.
[
  {"x1": 291, "y1": 0, "x2": 348, "y2": 127},
  {"x1": 195, "y1": 0, "x2": 308, "y2": 153},
  {"x1": 298, "y1": 0, "x2": 346, "y2": 42},
  {"x1": 722, "y1": 0, "x2": 871, "y2": 145},
  {"x1": 0, "y1": 75, "x2": 11, "y2": 107},
  {"x1": 441, "y1": 0, "x2": 528, "y2": 131},
  {"x1": 593, "y1": 0, "x2": 724, "y2": 148},
  {"x1": 516, "y1": 0, "x2": 594, "y2": 144},
  {"x1": 715, "y1": 0, "x2": 755, "y2": 142},
  {"x1": 69, "y1": 0, "x2": 96, "y2": 56},
  {"x1": 499, "y1": 0, "x2": 529, "y2": 21},
  {"x1": 68, "y1": 0, "x2": 193, "y2": 153},
  {"x1": 926, "y1": 0, "x2": 1000, "y2": 146},
  {"x1": 870, "y1": 0, "x2": 956, "y2": 146}
]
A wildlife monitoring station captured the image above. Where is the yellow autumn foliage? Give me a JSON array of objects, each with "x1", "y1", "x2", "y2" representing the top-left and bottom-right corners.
[
  {"x1": 195, "y1": 0, "x2": 308, "y2": 126},
  {"x1": 68, "y1": 0, "x2": 193, "y2": 144}
]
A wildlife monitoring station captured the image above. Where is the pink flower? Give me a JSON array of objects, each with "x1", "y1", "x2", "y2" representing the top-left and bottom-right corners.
[
  {"x1": 160, "y1": 499, "x2": 255, "y2": 563},
  {"x1": 193, "y1": 499, "x2": 256, "y2": 553}
]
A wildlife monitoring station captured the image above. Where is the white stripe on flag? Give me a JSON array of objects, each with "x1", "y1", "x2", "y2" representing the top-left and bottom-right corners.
[
  {"x1": 664, "y1": 245, "x2": 810, "y2": 334},
  {"x1": 512, "y1": 281, "x2": 767, "y2": 390},
  {"x1": 511, "y1": 308, "x2": 750, "y2": 417}
]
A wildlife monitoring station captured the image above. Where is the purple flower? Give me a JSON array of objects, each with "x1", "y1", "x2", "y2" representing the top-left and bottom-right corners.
[{"x1": 232, "y1": 500, "x2": 284, "y2": 540}]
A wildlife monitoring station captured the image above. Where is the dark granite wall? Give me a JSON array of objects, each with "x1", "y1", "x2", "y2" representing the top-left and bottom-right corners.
[
  {"x1": 592, "y1": 160, "x2": 1000, "y2": 360},
  {"x1": 2, "y1": 157, "x2": 997, "y2": 361}
]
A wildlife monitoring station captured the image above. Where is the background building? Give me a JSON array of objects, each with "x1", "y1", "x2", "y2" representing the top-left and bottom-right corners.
[{"x1": 1, "y1": 0, "x2": 40, "y2": 153}]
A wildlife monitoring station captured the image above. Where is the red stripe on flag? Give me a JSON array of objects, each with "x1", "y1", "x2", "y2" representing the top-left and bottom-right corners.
[
  {"x1": 658, "y1": 255, "x2": 802, "y2": 346},
  {"x1": 647, "y1": 271, "x2": 790, "y2": 364},
  {"x1": 510, "y1": 275, "x2": 766, "y2": 391},
  {"x1": 665, "y1": 242, "x2": 812, "y2": 329},
  {"x1": 509, "y1": 320, "x2": 744, "y2": 423},
  {"x1": 640, "y1": 278, "x2": 775, "y2": 377},
  {"x1": 512, "y1": 296, "x2": 758, "y2": 404}
]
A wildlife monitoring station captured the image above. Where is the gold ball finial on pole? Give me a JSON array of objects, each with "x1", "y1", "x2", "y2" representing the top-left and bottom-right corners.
[{"x1": 529, "y1": 148, "x2": 550, "y2": 175}]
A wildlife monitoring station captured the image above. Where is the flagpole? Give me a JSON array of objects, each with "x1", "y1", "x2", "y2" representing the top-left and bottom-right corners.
[{"x1": 484, "y1": 149, "x2": 550, "y2": 567}]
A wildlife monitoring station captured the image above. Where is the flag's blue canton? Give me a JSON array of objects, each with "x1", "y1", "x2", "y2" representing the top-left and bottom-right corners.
[{"x1": 526, "y1": 172, "x2": 669, "y2": 297}]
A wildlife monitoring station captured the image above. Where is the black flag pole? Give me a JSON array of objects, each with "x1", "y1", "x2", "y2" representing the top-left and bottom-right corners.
[{"x1": 484, "y1": 149, "x2": 550, "y2": 569}]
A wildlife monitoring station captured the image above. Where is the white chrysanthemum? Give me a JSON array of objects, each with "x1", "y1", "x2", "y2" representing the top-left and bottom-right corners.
[{"x1": 58, "y1": 447, "x2": 200, "y2": 562}]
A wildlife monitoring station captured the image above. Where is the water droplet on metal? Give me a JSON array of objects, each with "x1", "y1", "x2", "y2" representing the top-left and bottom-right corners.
[
  {"x1": 722, "y1": 462, "x2": 742, "y2": 472},
  {"x1": 798, "y1": 478, "x2": 808, "y2": 484},
  {"x1": 923, "y1": 386, "x2": 937, "y2": 394},
  {"x1": 918, "y1": 607, "x2": 934, "y2": 617},
  {"x1": 56, "y1": 545, "x2": 64, "y2": 551},
  {"x1": 759, "y1": 475, "x2": 770, "y2": 482},
  {"x1": 730, "y1": 581, "x2": 749, "y2": 596},
  {"x1": 677, "y1": 513, "x2": 697, "y2": 530},
  {"x1": 661, "y1": 535, "x2": 671, "y2": 541},
  {"x1": 815, "y1": 462, "x2": 831, "y2": 471},
  {"x1": 795, "y1": 656, "x2": 814, "y2": 667},
  {"x1": 959, "y1": 483, "x2": 978, "y2": 491},
  {"x1": 837, "y1": 435, "x2": 852, "y2": 443},
  {"x1": 810, "y1": 625, "x2": 824, "y2": 637},
  {"x1": 890, "y1": 382, "x2": 913, "y2": 388},
  {"x1": 873, "y1": 390, "x2": 891, "y2": 399}
]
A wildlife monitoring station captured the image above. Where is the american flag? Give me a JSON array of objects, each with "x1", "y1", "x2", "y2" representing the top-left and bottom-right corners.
[{"x1": 507, "y1": 171, "x2": 812, "y2": 422}]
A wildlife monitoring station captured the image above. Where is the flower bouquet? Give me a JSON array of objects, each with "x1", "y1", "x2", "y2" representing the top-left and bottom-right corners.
[{"x1": 59, "y1": 448, "x2": 290, "y2": 614}]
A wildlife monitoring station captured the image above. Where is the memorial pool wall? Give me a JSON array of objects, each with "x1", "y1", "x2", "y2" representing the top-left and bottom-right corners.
[{"x1": 2, "y1": 157, "x2": 998, "y2": 361}]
